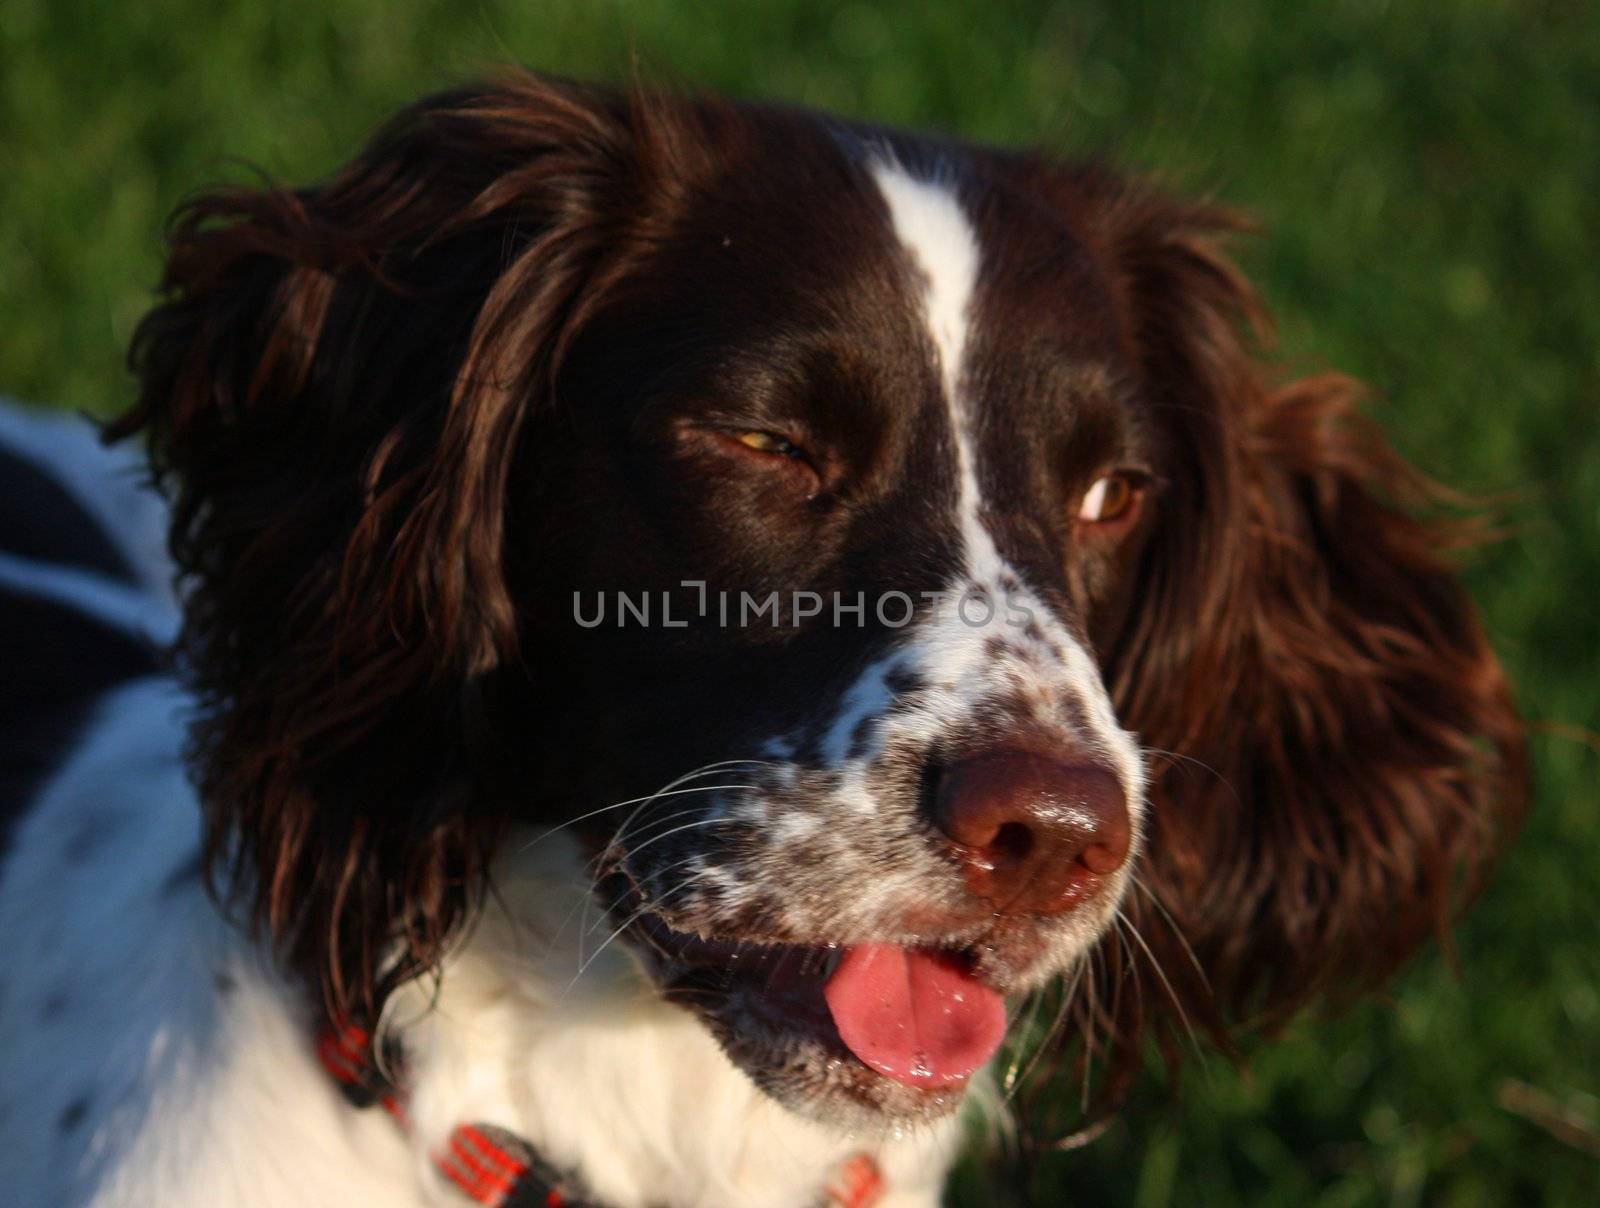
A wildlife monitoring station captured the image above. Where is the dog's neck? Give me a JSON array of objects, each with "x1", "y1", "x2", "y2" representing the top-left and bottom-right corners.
[{"x1": 375, "y1": 834, "x2": 965, "y2": 1208}]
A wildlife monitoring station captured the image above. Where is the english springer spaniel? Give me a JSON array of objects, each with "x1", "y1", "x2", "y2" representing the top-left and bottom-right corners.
[{"x1": 0, "y1": 74, "x2": 1524, "y2": 1207}]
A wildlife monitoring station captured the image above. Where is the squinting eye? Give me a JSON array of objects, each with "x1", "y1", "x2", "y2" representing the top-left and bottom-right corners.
[
  {"x1": 735, "y1": 431, "x2": 806, "y2": 460},
  {"x1": 1076, "y1": 473, "x2": 1139, "y2": 524}
]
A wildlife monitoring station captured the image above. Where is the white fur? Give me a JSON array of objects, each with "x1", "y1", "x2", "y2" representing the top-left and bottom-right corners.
[
  {"x1": 868, "y1": 165, "x2": 989, "y2": 573},
  {"x1": 819, "y1": 654, "x2": 896, "y2": 769},
  {"x1": 0, "y1": 680, "x2": 961, "y2": 1207}
]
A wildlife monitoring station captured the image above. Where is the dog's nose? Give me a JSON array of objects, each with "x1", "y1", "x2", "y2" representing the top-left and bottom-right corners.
[{"x1": 931, "y1": 750, "x2": 1130, "y2": 915}]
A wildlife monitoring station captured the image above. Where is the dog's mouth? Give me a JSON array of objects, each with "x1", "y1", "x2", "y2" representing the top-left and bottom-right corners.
[
  {"x1": 599, "y1": 868, "x2": 1030, "y2": 1122},
  {"x1": 640, "y1": 912, "x2": 1008, "y2": 1092}
]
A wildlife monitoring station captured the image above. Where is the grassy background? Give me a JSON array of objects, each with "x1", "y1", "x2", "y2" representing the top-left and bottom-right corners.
[{"x1": 3, "y1": 0, "x2": 1596, "y2": 1203}]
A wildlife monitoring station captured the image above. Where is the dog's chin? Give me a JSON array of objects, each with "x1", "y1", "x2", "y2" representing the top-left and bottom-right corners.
[{"x1": 616, "y1": 901, "x2": 1061, "y2": 1130}]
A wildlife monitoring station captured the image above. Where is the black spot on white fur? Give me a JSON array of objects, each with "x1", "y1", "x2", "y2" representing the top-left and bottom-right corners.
[{"x1": 56, "y1": 1095, "x2": 89, "y2": 1134}]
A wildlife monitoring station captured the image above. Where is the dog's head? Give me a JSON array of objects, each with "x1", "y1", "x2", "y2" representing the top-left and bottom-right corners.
[{"x1": 120, "y1": 75, "x2": 1523, "y2": 1127}]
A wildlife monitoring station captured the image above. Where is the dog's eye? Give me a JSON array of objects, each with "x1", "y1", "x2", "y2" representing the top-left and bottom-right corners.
[
  {"x1": 689, "y1": 424, "x2": 824, "y2": 497},
  {"x1": 1076, "y1": 473, "x2": 1141, "y2": 525},
  {"x1": 734, "y1": 431, "x2": 806, "y2": 460}
]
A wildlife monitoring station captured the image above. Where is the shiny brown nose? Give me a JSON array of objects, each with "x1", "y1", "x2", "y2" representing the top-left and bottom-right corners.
[{"x1": 931, "y1": 751, "x2": 1130, "y2": 915}]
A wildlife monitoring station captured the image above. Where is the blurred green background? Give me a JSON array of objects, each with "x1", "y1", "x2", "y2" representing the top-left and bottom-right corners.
[{"x1": 2, "y1": 0, "x2": 1595, "y2": 1203}]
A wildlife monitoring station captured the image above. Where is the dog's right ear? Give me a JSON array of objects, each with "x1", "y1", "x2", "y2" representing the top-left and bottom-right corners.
[{"x1": 113, "y1": 75, "x2": 700, "y2": 1019}]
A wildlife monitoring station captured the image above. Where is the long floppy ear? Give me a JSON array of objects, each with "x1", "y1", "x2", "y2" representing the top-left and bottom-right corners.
[
  {"x1": 1057, "y1": 178, "x2": 1526, "y2": 1105},
  {"x1": 113, "y1": 75, "x2": 658, "y2": 1018}
]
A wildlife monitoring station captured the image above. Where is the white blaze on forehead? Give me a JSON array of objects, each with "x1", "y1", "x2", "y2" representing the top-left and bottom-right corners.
[
  {"x1": 870, "y1": 161, "x2": 1001, "y2": 579},
  {"x1": 870, "y1": 164, "x2": 978, "y2": 398}
]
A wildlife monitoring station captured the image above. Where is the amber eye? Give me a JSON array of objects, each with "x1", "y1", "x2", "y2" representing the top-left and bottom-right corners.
[
  {"x1": 734, "y1": 430, "x2": 806, "y2": 460},
  {"x1": 1076, "y1": 473, "x2": 1139, "y2": 524}
]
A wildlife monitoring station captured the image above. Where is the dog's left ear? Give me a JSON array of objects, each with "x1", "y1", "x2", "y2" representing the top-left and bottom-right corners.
[{"x1": 1059, "y1": 171, "x2": 1527, "y2": 1063}]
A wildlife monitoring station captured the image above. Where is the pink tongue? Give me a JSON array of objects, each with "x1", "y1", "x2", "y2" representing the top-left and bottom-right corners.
[{"x1": 823, "y1": 944, "x2": 1007, "y2": 1089}]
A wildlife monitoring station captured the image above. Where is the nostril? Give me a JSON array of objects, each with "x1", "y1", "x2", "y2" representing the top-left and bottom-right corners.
[
  {"x1": 1079, "y1": 838, "x2": 1127, "y2": 876},
  {"x1": 990, "y1": 820, "x2": 1034, "y2": 865}
]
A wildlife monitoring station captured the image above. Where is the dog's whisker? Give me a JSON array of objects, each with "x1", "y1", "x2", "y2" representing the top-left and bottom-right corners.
[
  {"x1": 579, "y1": 850, "x2": 708, "y2": 940},
  {"x1": 1116, "y1": 907, "x2": 1200, "y2": 1060},
  {"x1": 1107, "y1": 917, "x2": 1142, "y2": 1083},
  {"x1": 1138, "y1": 743, "x2": 1244, "y2": 812},
  {"x1": 521, "y1": 764, "x2": 770, "y2": 854},
  {"x1": 1001, "y1": 985, "x2": 1049, "y2": 1094},
  {"x1": 618, "y1": 792, "x2": 752, "y2": 846},
  {"x1": 1024, "y1": 961, "x2": 1086, "y2": 1098},
  {"x1": 568, "y1": 864, "x2": 725, "y2": 991},
  {"x1": 1128, "y1": 873, "x2": 1209, "y2": 991},
  {"x1": 575, "y1": 761, "x2": 763, "y2": 906},
  {"x1": 1080, "y1": 944, "x2": 1103, "y2": 1114},
  {"x1": 615, "y1": 816, "x2": 730, "y2": 867}
]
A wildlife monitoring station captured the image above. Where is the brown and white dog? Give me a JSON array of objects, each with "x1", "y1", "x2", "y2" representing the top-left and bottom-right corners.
[{"x1": 0, "y1": 74, "x2": 1523, "y2": 1206}]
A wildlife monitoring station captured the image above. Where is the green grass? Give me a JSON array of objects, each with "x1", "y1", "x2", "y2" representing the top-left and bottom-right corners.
[{"x1": 4, "y1": 1, "x2": 1596, "y2": 1203}]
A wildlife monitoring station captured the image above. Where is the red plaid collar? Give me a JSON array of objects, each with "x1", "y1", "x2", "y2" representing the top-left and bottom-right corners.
[
  {"x1": 318, "y1": 1020, "x2": 586, "y2": 1206},
  {"x1": 317, "y1": 1019, "x2": 884, "y2": 1208}
]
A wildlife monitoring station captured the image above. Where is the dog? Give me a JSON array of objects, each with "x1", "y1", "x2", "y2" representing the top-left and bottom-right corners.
[{"x1": 0, "y1": 73, "x2": 1524, "y2": 1206}]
